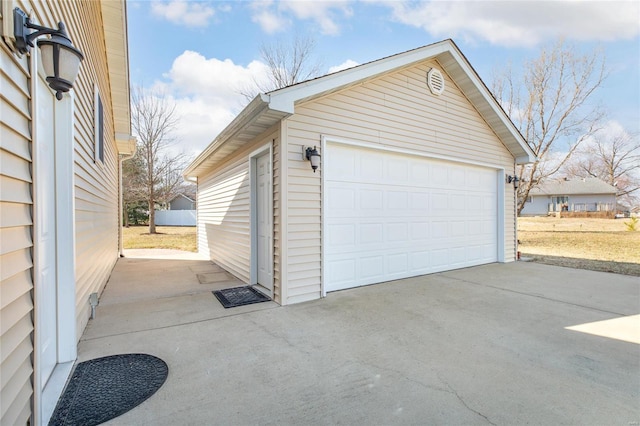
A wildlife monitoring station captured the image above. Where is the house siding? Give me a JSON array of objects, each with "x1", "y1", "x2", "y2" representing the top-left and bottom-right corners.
[
  {"x1": 272, "y1": 136, "x2": 282, "y2": 303},
  {"x1": 283, "y1": 60, "x2": 516, "y2": 304},
  {"x1": 197, "y1": 130, "x2": 279, "y2": 295},
  {"x1": 53, "y1": 0, "x2": 120, "y2": 346},
  {"x1": 0, "y1": 8, "x2": 35, "y2": 423},
  {"x1": 1, "y1": 1, "x2": 124, "y2": 423},
  {"x1": 521, "y1": 193, "x2": 617, "y2": 216},
  {"x1": 198, "y1": 156, "x2": 252, "y2": 282}
]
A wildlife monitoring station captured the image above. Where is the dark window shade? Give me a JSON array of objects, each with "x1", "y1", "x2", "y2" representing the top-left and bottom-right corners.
[{"x1": 96, "y1": 94, "x2": 104, "y2": 163}]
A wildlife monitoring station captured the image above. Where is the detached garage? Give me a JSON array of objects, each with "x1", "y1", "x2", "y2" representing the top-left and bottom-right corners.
[{"x1": 184, "y1": 39, "x2": 535, "y2": 305}]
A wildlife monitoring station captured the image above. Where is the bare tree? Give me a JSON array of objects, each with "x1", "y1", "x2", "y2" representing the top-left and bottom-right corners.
[
  {"x1": 130, "y1": 86, "x2": 185, "y2": 234},
  {"x1": 241, "y1": 34, "x2": 323, "y2": 101},
  {"x1": 564, "y1": 129, "x2": 640, "y2": 208},
  {"x1": 492, "y1": 41, "x2": 606, "y2": 214}
]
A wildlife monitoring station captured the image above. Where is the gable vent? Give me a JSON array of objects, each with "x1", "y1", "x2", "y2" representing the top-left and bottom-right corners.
[{"x1": 427, "y1": 68, "x2": 445, "y2": 96}]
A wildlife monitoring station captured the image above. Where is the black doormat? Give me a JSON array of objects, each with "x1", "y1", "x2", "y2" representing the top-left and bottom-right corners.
[
  {"x1": 49, "y1": 353, "x2": 168, "y2": 426},
  {"x1": 213, "y1": 286, "x2": 270, "y2": 308}
]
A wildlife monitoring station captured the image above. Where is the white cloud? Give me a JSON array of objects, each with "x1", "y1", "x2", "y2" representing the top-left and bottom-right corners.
[
  {"x1": 250, "y1": 0, "x2": 352, "y2": 35},
  {"x1": 579, "y1": 120, "x2": 629, "y2": 150},
  {"x1": 251, "y1": 10, "x2": 290, "y2": 34},
  {"x1": 328, "y1": 59, "x2": 359, "y2": 73},
  {"x1": 150, "y1": 51, "x2": 271, "y2": 158},
  {"x1": 385, "y1": 1, "x2": 640, "y2": 47},
  {"x1": 151, "y1": 1, "x2": 215, "y2": 28},
  {"x1": 157, "y1": 52, "x2": 365, "y2": 159}
]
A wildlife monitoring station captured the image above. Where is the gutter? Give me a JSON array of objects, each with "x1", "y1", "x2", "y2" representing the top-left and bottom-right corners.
[{"x1": 183, "y1": 94, "x2": 272, "y2": 179}]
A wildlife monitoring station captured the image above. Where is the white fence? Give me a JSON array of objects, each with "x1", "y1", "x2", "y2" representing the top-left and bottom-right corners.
[{"x1": 154, "y1": 210, "x2": 196, "y2": 226}]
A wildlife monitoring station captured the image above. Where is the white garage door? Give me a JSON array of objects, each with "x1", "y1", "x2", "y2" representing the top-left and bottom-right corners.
[{"x1": 324, "y1": 143, "x2": 498, "y2": 292}]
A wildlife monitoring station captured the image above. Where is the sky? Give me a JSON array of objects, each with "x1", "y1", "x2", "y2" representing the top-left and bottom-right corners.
[{"x1": 126, "y1": 0, "x2": 640, "y2": 159}]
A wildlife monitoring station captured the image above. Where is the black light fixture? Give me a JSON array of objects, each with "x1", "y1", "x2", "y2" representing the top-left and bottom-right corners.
[
  {"x1": 13, "y1": 7, "x2": 84, "y2": 100},
  {"x1": 305, "y1": 146, "x2": 321, "y2": 173},
  {"x1": 507, "y1": 175, "x2": 520, "y2": 189}
]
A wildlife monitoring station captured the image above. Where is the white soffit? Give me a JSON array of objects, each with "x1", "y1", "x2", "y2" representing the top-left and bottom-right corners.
[{"x1": 101, "y1": 0, "x2": 132, "y2": 140}]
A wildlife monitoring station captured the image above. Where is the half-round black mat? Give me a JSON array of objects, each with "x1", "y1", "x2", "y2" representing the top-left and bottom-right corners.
[{"x1": 49, "y1": 353, "x2": 168, "y2": 426}]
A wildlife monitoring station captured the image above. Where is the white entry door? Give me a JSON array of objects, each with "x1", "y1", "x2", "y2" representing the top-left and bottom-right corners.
[
  {"x1": 324, "y1": 143, "x2": 498, "y2": 292},
  {"x1": 256, "y1": 152, "x2": 272, "y2": 292},
  {"x1": 36, "y1": 74, "x2": 58, "y2": 387}
]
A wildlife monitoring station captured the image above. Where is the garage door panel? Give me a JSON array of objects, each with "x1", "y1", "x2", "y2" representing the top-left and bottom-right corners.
[
  {"x1": 361, "y1": 256, "x2": 384, "y2": 279},
  {"x1": 410, "y1": 222, "x2": 429, "y2": 240},
  {"x1": 325, "y1": 144, "x2": 498, "y2": 292},
  {"x1": 410, "y1": 162, "x2": 430, "y2": 181},
  {"x1": 361, "y1": 189, "x2": 383, "y2": 210},
  {"x1": 328, "y1": 258, "x2": 357, "y2": 287}
]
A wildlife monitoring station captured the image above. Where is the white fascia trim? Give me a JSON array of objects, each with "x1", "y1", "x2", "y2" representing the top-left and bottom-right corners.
[
  {"x1": 116, "y1": 133, "x2": 136, "y2": 156},
  {"x1": 445, "y1": 47, "x2": 537, "y2": 164},
  {"x1": 515, "y1": 155, "x2": 534, "y2": 164},
  {"x1": 267, "y1": 41, "x2": 451, "y2": 114},
  {"x1": 184, "y1": 95, "x2": 271, "y2": 178}
]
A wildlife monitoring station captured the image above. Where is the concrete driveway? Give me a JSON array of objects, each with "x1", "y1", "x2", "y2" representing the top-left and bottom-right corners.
[{"x1": 79, "y1": 250, "x2": 640, "y2": 425}]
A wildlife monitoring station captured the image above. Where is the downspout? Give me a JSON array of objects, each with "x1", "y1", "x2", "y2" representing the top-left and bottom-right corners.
[{"x1": 117, "y1": 135, "x2": 137, "y2": 257}]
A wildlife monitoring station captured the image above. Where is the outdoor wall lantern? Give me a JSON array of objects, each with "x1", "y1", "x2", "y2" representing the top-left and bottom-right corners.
[
  {"x1": 305, "y1": 146, "x2": 321, "y2": 173},
  {"x1": 13, "y1": 7, "x2": 84, "y2": 100},
  {"x1": 507, "y1": 175, "x2": 520, "y2": 189}
]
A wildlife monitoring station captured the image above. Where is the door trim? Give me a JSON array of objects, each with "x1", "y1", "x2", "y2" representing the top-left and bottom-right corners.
[
  {"x1": 249, "y1": 143, "x2": 274, "y2": 296},
  {"x1": 32, "y1": 51, "x2": 77, "y2": 426}
]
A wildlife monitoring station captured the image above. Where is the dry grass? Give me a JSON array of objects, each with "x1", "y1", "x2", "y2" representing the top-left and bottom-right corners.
[
  {"x1": 122, "y1": 226, "x2": 197, "y2": 252},
  {"x1": 518, "y1": 217, "x2": 640, "y2": 276}
]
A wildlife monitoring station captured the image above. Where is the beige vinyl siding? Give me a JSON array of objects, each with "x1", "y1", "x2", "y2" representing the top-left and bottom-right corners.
[
  {"x1": 54, "y1": 0, "x2": 120, "y2": 337},
  {"x1": 1, "y1": 1, "x2": 124, "y2": 423},
  {"x1": 272, "y1": 137, "x2": 281, "y2": 304},
  {"x1": 197, "y1": 131, "x2": 279, "y2": 291},
  {"x1": 198, "y1": 157, "x2": 251, "y2": 282},
  {"x1": 0, "y1": 15, "x2": 34, "y2": 425},
  {"x1": 284, "y1": 60, "x2": 516, "y2": 303},
  {"x1": 20, "y1": 0, "x2": 119, "y2": 343},
  {"x1": 282, "y1": 132, "x2": 322, "y2": 304}
]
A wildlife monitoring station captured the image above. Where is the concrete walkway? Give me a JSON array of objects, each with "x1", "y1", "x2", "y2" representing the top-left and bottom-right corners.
[{"x1": 79, "y1": 252, "x2": 640, "y2": 425}]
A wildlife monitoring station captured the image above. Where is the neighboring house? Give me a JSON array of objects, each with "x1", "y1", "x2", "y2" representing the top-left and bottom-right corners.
[
  {"x1": 154, "y1": 194, "x2": 197, "y2": 226},
  {"x1": 0, "y1": 1, "x2": 134, "y2": 425},
  {"x1": 169, "y1": 193, "x2": 196, "y2": 210},
  {"x1": 184, "y1": 39, "x2": 536, "y2": 306},
  {"x1": 520, "y1": 178, "x2": 617, "y2": 216}
]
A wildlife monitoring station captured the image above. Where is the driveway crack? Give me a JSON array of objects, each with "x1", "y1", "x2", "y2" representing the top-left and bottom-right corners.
[
  {"x1": 437, "y1": 373, "x2": 497, "y2": 425},
  {"x1": 356, "y1": 358, "x2": 496, "y2": 425}
]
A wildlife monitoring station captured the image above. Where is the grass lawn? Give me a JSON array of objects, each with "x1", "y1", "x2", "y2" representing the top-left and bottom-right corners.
[
  {"x1": 517, "y1": 217, "x2": 640, "y2": 276},
  {"x1": 120, "y1": 220, "x2": 639, "y2": 275},
  {"x1": 122, "y1": 226, "x2": 197, "y2": 252}
]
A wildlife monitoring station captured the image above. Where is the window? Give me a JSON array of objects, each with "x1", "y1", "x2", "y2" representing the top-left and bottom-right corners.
[
  {"x1": 526, "y1": 196, "x2": 532, "y2": 203},
  {"x1": 94, "y1": 85, "x2": 104, "y2": 163}
]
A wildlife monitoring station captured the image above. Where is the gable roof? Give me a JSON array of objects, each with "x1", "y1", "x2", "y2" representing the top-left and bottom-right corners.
[
  {"x1": 169, "y1": 193, "x2": 195, "y2": 203},
  {"x1": 184, "y1": 39, "x2": 536, "y2": 179},
  {"x1": 529, "y1": 178, "x2": 618, "y2": 196}
]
